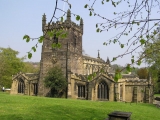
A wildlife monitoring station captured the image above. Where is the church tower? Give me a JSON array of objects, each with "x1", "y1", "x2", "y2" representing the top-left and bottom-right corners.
[{"x1": 38, "y1": 10, "x2": 84, "y2": 96}]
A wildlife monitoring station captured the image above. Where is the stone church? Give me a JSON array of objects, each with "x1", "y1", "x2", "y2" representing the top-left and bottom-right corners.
[{"x1": 11, "y1": 10, "x2": 153, "y2": 103}]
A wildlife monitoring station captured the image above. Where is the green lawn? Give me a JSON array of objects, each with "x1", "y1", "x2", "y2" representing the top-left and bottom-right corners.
[
  {"x1": 0, "y1": 92, "x2": 159, "y2": 120},
  {"x1": 154, "y1": 94, "x2": 160, "y2": 97}
]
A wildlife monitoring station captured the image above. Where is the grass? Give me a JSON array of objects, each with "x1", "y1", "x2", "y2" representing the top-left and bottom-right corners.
[
  {"x1": 154, "y1": 94, "x2": 160, "y2": 97},
  {"x1": 0, "y1": 92, "x2": 159, "y2": 120}
]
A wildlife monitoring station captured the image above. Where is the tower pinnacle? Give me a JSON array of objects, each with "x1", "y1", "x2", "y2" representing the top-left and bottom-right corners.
[
  {"x1": 42, "y1": 13, "x2": 46, "y2": 31},
  {"x1": 97, "y1": 50, "x2": 100, "y2": 59},
  {"x1": 80, "y1": 18, "x2": 83, "y2": 34},
  {"x1": 67, "y1": 9, "x2": 71, "y2": 22}
]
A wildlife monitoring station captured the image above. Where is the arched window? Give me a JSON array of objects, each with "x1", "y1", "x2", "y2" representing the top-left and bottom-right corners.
[
  {"x1": 18, "y1": 79, "x2": 25, "y2": 94},
  {"x1": 97, "y1": 81, "x2": 109, "y2": 100},
  {"x1": 78, "y1": 85, "x2": 85, "y2": 98}
]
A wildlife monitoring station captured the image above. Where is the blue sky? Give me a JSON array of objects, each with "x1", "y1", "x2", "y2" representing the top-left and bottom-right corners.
[{"x1": 0, "y1": 0, "x2": 157, "y2": 67}]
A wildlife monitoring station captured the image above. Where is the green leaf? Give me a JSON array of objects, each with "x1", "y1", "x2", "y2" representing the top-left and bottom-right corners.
[
  {"x1": 140, "y1": 39, "x2": 146, "y2": 45},
  {"x1": 57, "y1": 43, "x2": 62, "y2": 48},
  {"x1": 96, "y1": 24, "x2": 98, "y2": 28},
  {"x1": 93, "y1": 72, "x2": 96, "y2": 77},
  {"x1": 112, "y1": 1, "x2": 116, "y2": 7},
  {"x1": 84, "y1": 4, "x2": 88, "y2": 8},
  {"x1": 32, "y1": 47, "x2": 36, "y2": 52},
  {"x1": 69, "y1": 4, "x2": 71, "y2": 9},
  {"x1": 26, "y1": 37, "x2": 30, "y2": 43},
  {"x1": 47, "y1": 31, "x2": 54, "y2": 38},
  {"x1": 155, "y1": 23, "x2": 158, "y2": 26},
  {"x1": 131, "y1": 59, "x2": 134, "y2": 64},
  {"x1": 114, "y1": 72, "x2": 121, "y2": 82},
  {"x1": 38, "y1": 36, "x2": 44, "y2": 43},
  {"x1": 120, "y1": 44, "x2": 124, "y2": 48},
  {"x1": 114, "y1": 75, "x2": 118, "y2": 81},
  {"x1": 60, "y1": 32, "x2": 67, "y2": 38},
  {"x1": 126, "y1": 64, "x2": 131, "y2": 72},
  {"x1": 87, "y1": 74, "x2": 92, "y2": 80},
  {"x1": 76, "y1": 15, "x2": 80, "y2": 21},
  {"x1": 146, "y1": 35, "x2": 149, "y2": 39},
  {"x1": 89, "y1": 11, "x2": 92, "y2": 16},
  {"x1": 112, "y1": 57, "x2": 117, "y2": 61},
  {"x1": 102, "y1": 1, "x2": 104, "y2": 4},
  {"x1": 23, "y1": 35, "x2": 30, "y2": 42},
  {"x1": 106, "y1": 0, "x2": 109, "y2": 2},
  {"x1": 23, "y1": 35, "x2": 29, "y2": 40},
  {"x1": 153, "y1": 30, "x2": 157, "y2": 35},
  {"x1": 52, "y1": 43, "x2": 57, "y2": 48},
  {"x1": 61, "y1": 17, "x2": 63, "y2": 22},
  {"x1": 96, "y1": 28, "x2": 100, "y2": 32},
  {"x1": 28, "y1": 52, "x2": 32, "y2": 59},
  {"x1": 132, "y1": 20, "x2": 135, "y2": 24},
  {"x1": 56, "y1": 31, "x2": 62, "y2": 37},
  {"x1": 113, "y1": 39, "x2": 117, "y2": 44},
  {"x1": 137, "y1": 60, "x2": 141, "y2": 66},
  {"x1": 103, "y1": 42, "x2": 106, "y2": 45}
]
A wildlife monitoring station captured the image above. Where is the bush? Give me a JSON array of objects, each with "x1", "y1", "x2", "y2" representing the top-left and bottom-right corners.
[{"x1": 44, "y1": 66, "x2": 67, "y2": 97}]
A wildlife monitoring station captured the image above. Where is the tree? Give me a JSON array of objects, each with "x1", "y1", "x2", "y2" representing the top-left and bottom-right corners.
[
  {"x1": 149, "y1": 65, "x2": 160, "y2": 93},
  {"x1": 85, "y1": 0, "x2": 160, "y2": 63},
  {"x1": 143, "y1": 36, "x2": 160, "y2": 93},
  {"x1": 44, "y1": 66, "x2": 67, "y2": 97},
  {"x1": 22, "y1": 62, "x2": 40, "y2": 73},
  {"x1": 137, "y1": 68, "x2": 148, "y2": 79},
  {"x1": 0, "y1": 47, "x2": 24, "y2": 88},
  {"x1": 23, "y1": 0, "x2": 160, "y2": 80}
]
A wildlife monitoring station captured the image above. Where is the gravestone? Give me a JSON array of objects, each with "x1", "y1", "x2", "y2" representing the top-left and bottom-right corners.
[{"x1": 106, "y1": 111, "x2": 132, "y2": 120}]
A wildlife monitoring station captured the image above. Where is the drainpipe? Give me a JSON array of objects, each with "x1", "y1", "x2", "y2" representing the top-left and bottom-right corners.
[
  {"x1": 86, "y1": 82, "x2": 89, "y2": 100},
  {"x1": 66, "y1": 42, "x2": 68, "y2": 99},
  {"x1": 114, "y1": 83, "x2": 116, "y2": 101},
  {"x1": 28, "y1": 81, "x2": 30, "y2": 96}
]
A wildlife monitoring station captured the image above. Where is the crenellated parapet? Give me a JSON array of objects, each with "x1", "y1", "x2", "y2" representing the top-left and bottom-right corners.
[{"x1": 42, "y1": 9, "x2": 83, "y2": 34}]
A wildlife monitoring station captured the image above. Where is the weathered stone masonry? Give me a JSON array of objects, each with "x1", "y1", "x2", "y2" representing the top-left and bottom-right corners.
[{"x1": 10, "y1": 10, "x2": 153, "y2": 103}]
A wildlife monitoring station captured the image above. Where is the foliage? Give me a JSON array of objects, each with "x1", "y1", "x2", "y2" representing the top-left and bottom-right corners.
[
  {"x1": 85, "y1": 0, "x2": 160, "y2": 65},
  {"x1": 137, "y1": 68, "x2": 148, "y2": 79},
  {"x1": 0, "y1": 47, "x2": 24, "y2": 88},
  {"x1": 0, "y1": 92, "x2": 160, "y2": 120},
  {"x1": 143, "y1": 36, "x2": 160, "y2": 93},
  {"x1": 44, "y1": 66, "x2": 67, "y2": 97},
  {"x1": 22, "y1": 62, "x2": 40, "y2": 73},
  {"x1": 23, "y1": 0, "x2": 160, "y2": 82},
  {"x1": 23, "y1": 29, "x2": 68, "y2": 59},
  {"x1": 114, "y1": 66, "x2": 122, "y2": 82}
]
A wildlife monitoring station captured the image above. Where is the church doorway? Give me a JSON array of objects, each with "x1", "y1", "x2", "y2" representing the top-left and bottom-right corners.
[
  {"x1": 97, "y1": 81, "x2": 109, "y2": 100},
  {"x1": 18, "y1": 79, "x2": 25, "y2": 94}
]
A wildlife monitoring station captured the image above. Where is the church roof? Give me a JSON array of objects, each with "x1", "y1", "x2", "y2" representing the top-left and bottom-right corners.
[
  {"x1": 12, "y1": 72, "x2": 39, "y2": 81},
  {"x1": 83, "y1": 55, "x2": 106, "y2": 63}
]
